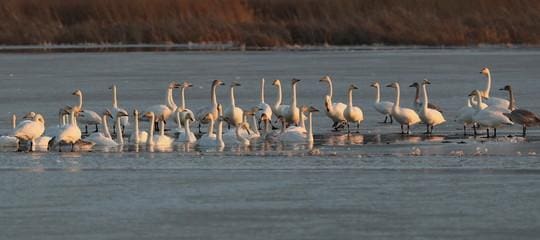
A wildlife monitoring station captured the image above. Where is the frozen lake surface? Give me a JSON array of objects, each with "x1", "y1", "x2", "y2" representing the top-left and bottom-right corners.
[{"x1": 1, "y1": 48, "x2": 540, "y2": 239}]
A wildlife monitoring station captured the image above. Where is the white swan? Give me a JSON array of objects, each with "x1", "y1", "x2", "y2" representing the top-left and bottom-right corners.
[
  {"x1": 455, "y1": 96, "x2": 479, "y2": 135},
  {"x1": 224, "y1": 81, "x2": 244, "y2": 128},
  {"x1": 129, "y1": 109, "x2": 148, "y2": 144},
  {"x1": 109, "y1": 85, "x2": 129, "y2": 134},
  {"x1": 386, "y1": 82, "x2": 421, "y2": 134},
  {"x1": 319, "y1": 76, "x2": 347, "y2": 129},
  {"x1": 176, "y1": 111, "x2": 196, "y2": 143},
  {"x1": 370, "y1": 82, "x2": 394, "y2": 123},
  {"x1": 197, "y1": 104, "x2": 224, "y2": 148},
  {"x1": 55, "y1": 107, "x2": 84, "y2": 151},
  {"x1": 144, "y1": 81, "x2": 181, "y2": 130},
  {"x1": 13, "y1": 113, "x2": 45, "y2": 151},
  {"x1": 0, "y1": 114, "x2": 19, "y2": 148},
  {"x1": 344, "y1": 84, "x2": 364, "y2": 133},
  {"x1": 72, "y1": 89, "x2": 102, "y2": 133},
  {"x1": 409, "y1": 82, "x2": 443, "y2": 113},
  {"x1": 255, "y1": 78, "x2": 273, "y2": 129},
  {"x1": 283, "y1": 78, "x2": 301, "y2": 126},
  {"x1": 479, "y1": 67, "x2": 510, "y2": 108},
  {"x1": 280, "y1": 106, "x2": 318, "y2": 143},
  {"x1": 271, "y1": 79, "x2": 289, "y2": 119},
  {"x1": 195, "y1": 79, "x2": 225, "y2": 132},
  {"x1": 144, "y1": 111, "x2": 174, "y2": 147},
  {"x1": 224, "y1": 122, "x2": 251, "y2": 146},
  {"x1": 471, "y1": 90, "x2": 513, "y2": 138},
  {"x1": 173, "y1": 81, "x2": 195, "y2": 128},
  {"x1": 418, "y1": 80, "x2": 445, "y2": 134},
  {"x1": 86, "y1": 110, "x2": 119, "y2": 146}
]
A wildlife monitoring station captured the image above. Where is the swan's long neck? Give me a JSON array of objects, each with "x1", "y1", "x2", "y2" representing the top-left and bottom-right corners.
[
  {"x1": 102, "y1": 115, "x2": 111, "y2": 139},
  {"x1": 474, "y1": 92, "x2": 483, "y2": 110},
  {"x1": 274, "y1": 83, "x2": 282, "y2": 108},
  {"x1": 299, "y1": 111, "x2": 306, "y2": 129},
  {"x1": 70, "y1": 111, "x2": 77, "y2": 125},
  {"x1": 112, "y1": 86, "x2": 118, "y2": 108},
  {"x1": 147, "y1": 115, "x2": 155, "y2": 146},
  {"x1": 12, "y1": 114, "x2": 16, "y2": 129},
  {"x1": 507, "y1": 89, "x2": 516, "y2": 111},
  {"x1": 467, "y1": 97, "x2": 472, "y2": 108},
  {"x1": 260, "y1": 79, "x2": 265, "y2": 103},
  {"x1": 208, "y1": 116, "x2": 215, "y2": 136},
  {"x1": 116, "y1": 116, "x2": 123, "y2": 144},
  {"x1": 176, "y1": 112, "x2": 182, "y2": 130},
  {"x1": 484, "y1": 72, "x2": 492, "y2": 98},
  {"x1": 216, "y1": 120, "x2": 223, "y2": 145},
  {"x1": 184, "y1": 119, "x2": 192, "y2": 142},
  {"x1": 134, "y1": 112, "x2": 140, "y2": 143},
  {"x1": 180, "y1": 88, "x2": 186, "y2": 109},
  {"x1": 326, "y1": 80, "x2": 333, "y2": 98},
  {"x1": 307, "y1": 112, "x2": 314, "y2": 142},
  {"x1": 211, "y1": 84, "x2": 218, "y2": 107},
  {"x1": 394, "y1": 84, "x2": 401, "y2": 110},
  {"x1": 252, "y1": 115, "x2": 260, "y2": 136},
  {"x1": 159, "y1": 120, "x2": 165, "y2": 136},
  {"x1": 167, "y1": 88, "x2": 176, "y2": 109},
  {"x1": 348, "y1": 89, "x2": 354, "y2": 108},
  {"x1": 77, "y1": 93, "x2": 83, "y2": 110},
  {"x1": 374, "y1": 85, "x2": 381, "y2": 103},
  {"x1": 414, "y1": 86, "x2": 421, "y2": 105},
  {"x1": 422, "y1": 84, "x2": 429, "y2": 111},
  {"x1": 230, "y1": 87, "x2": 236, "y2": 108},
  {"x1": 291, "y1": 83, "x2": 297, "y2": 108},
  {"x1": 57, "y1": 112, "x2": 63, "y2": 127}
]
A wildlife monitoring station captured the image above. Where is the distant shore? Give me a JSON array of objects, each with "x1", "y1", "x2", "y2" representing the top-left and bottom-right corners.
[{"x1": 0, "y1": 0, "x2": 539, "y2": 47}]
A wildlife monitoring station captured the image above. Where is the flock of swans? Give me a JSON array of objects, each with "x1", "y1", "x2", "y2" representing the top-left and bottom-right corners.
[{"x1": 1, "y1": 67, "x2": 539, "y2": 152}]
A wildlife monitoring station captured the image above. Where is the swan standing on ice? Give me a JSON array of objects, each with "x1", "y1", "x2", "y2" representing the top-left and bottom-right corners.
[
  {"x1": 479, "y1": 68, "x2": 510, "y2": 108},
  {"x1": 195, "y1": 79, "x2": 225, "y2": 133},
  {"x1": 255, "y1": 78, "x2": 273, "y2": 129},
  {"x1": 129, "y1": 109, "x2": 148, "y2": 145},
  {"x1": 343, "y1": 84, "x2": 364, "y2": 133},
  {"x1": 197, "y1": 104, "x2": 224, "y2": 148},
  {"x1": 224, "y1": 82, "x2": 244, "y2": 128},
  {"x1": 370, "y1": 82, "x2": 394, "y2": 123},
  {"x1": 455, "y1": 96, "x2": 479, "y2": 135},
  {"x1": 109, "y1": 85, "x2": 129, "y2": 134},
  {"x1": 72, "y1": 89, "x2": 102, "y2": 134},
  {"x1": 499, "y1": 85, "x2": 540, "y2": 136},
  {"x1": 280, "y1": 106, "x2": 318, "y2": 143},
  {"x1": 144, "y1": 82, "x2": 181, "y2": 131},
  {"x1": 174, "y1": 81, "x2": 195, "y2": 128},
  {"x1": 271, "y1": 79, "x2": 290, "y2": 120},
  {"x1": 386, "y1": 82, "x2": 421, "y2": 134},
  {"x1": 283, "y1": 78, "x2": 301, "y2": 126},
  {"x1": 13, "y1": 113, "x2": 45, "y2": 151},
  {"x1": 0, "y1": 114, "x2": 19, "y2": 148},
  {"x1": 86, "y1": 110, "x2": 118, "y2": 146},
  {"x1": 176, "y1": 111, "x2": 196, "y2": 143},
  {"x1": 470, "y1": 90, "x2": 513, "y2": 138},
  {"x1": 409, "y1": 82, "x2": 443, "y2": 113},
  {"x1": 319, "y1": 76, "x2": 347, "y2": 130},
  {"x1": 418, "y1": 80, "x2": 445, "y2": 134}
]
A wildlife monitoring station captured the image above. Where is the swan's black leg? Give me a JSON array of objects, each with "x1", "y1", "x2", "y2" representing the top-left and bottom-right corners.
[
  {"x1": 430, "y1": 125, "x2": 434, "y2": 134},
  {"x1": 95, "y1": 124, "x2": 98, "y2": 132},
  {"x1": 347, "y1": 123, "x2": 350, "y2": 134},
  {"x1": 463, "y1": 125, "x2": 467, "y2": 136},
  {"x1": 425, "y1": 124, "x2": 429, "y2": 134},
  {"x1": 390, "y1": 115, "x2": 393, "y2": 124},
  {"x1": 486, "y1": 128, "x2": 490, "y2": 138},
  {"x1": 85, "y1": 125, "x2": 88, "y2": 134},
  {"x1": 198, "y1": 123, "x2": 202, "y2": 134},
  {"x1": 71, "y1": 143, "x2": 75, "y2": 152},
  {"x1": 356, "y1": 122, "x2": 360, "y2": 133},
  {"x1": 407, "y1": 124, "x2": 410, "y2": 135},
  {"x1": 493, "y1": 128, "x2": 497, "y2": 138},
  {"x1": 523, "y1": 126, "x2": 527, "y2": 137},
  {"x1": 383, "y1": 116, "x2": 388, "y2": 123},
  {"x1": 400, "y1": 124, "x2": 404, "y2": 134}
]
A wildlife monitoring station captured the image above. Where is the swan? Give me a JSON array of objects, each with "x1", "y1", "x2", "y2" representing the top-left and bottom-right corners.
[
  {"x1": 129, "y1": 109, "x2": 148, "y2": 144},
  {"x1": 271, "y1": 79, "x2": 289, "y2": 119},
  {"x1": 343, "y1": 84, "x2": 364, "y2": 133},
  {"x1": 255, "y1": 78, "x2": 273, "y2": 129},
  {"x1": 144, "y1": 81, "x2": 181, "y2": 130},
  {"x1": 280, "y1": 106, "x2": 318, "y2": 143},
  {"x1": 86, "y1": 109, "x2": 119, "y2": 146},
  {"x1": 109, "y1": 85, "x2": 129, "y2": 134},
  {"x1": 72, "y1": 89, "x2": 102, "y2": 134},
  {"x1": 224, "y1": 81, "x2": 244, "y2": 128},
  {"x1": 195, "y1": 79, "x2": 225, "y2": 132},
  {"x1": 13, "y1": 113, "x2": 45, "y2": 151},
  {"x1": 470, "y1": 90, "x2": 513, "y2": 138},
  {"x1": 409, "y1": 82, "x2": 443, "y2": 113},
  {"x1": 319, "y1": 76, "x2": 347, "y2": 129},
  {"x1": 0, "y1": 114, "x2": 19, "y2": 148},
  {"x1": 224, "y1": 122, "x2": 251, "y2": 146},
  {"x1": 176, "y1": 111, "x2": 196, "y2": 143},
  {"x1": 283, "y1": 78, "x2": 301, "y2": 126},
  {"x1": 54, "y1": 107, "x2": 84, "y2": 151},
  {"x1": 499, "y1": 85, "x2": 540, "y2": 136},
  {"x1": 479, "y1": 67, "x2": 510, "y2": 108},
  {"x1": 386, "y1": 82, "x2": 421, "y2": 134},
  {"x1": 417, "y1": 80, "x2": 445, "y2": 134},
  {"x1": 144, "y1": 111, "x2": 174, "y2": 147},
  {"x1": 246, "y1": 110, "x2": 261, "y2": 139},
  {"x1": 173, "y1": 81, "x2": 195, "y2": 128},
  {"x1": 455, "y1": 96, "x2": 479, "y2": 135},
  {"x1": 197, "y1": 104, "x2": 224, "y2": 148},
  {"x1": 370, "y1": 82, "x2": 394, "y2": 123}
]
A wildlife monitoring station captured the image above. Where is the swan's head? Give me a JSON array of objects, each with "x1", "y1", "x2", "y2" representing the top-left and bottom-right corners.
[
  {"x1": 103, "y1": 109, "x2": 113, "y2": 118},
  {"x1": 308, "y1": 106, "x2": 319, "y2": 113},
  {"x1": 108, "y1": 85, "x2": 116, "y2": 90},
  {"x1": 143, "y1": 111, "x2": 155, "y2": 119},
  {"x1": 409, "y1": 82, "x2": 419, "y2": 88},
  {"x1": 33, "y1": 114, "x2": 45, "y2": 125},
  {"x1": 181, "y1": 81, "x2": 193, "y2": 89},
  {"x1": 386, "y1": 82, "x2": 399, "y2": 88},
  {"x1": 272, "y1": 79, "x2": 281, "y2": 87},
  {"x1": 468, "y1": 89, "x2": 481, "y2": 97},
  {"x1": 182, "y1": 110, "x2": 195, "y2": 121},
  {"x1": 370, "y1": 82, "x2": 380, "y2": 88},
  {"x1": 349, "y1": 84, "x2": 359, "y2": 91},
  {"x1": 481, "y1": 67, "x2": 490, "y2": 76},
  {"x1": 133, "y1": 109, "x2": 139, "y2": 117},
  {"x1": 319, "y1": 76, "x2": 331, "y2": 83},
  {"x1": 72, "y1": 89, "x2": 82, "y2": 96},
  {"x1": 212, "y1": 79, "x2": 225, "y2": 87},
  {"x1": 499, "y1": 85, "x2": 512, "y2": 92},
  {"x1": 116, "y1": 111, "x2": 128, "y2": 118},
  {"x1": 292, "y1": 78, "x2": 301, "y2": 85},
  {"x1": 231, "y1": 81, "x2": 241, "y2": 88},
  {"x1": 23, "y1": 111, "x2": 36, "y2": 120},
  {"x1": 421, "y1": 79, "x2": 431, "y2": 85},
  {"x1": 168, "y1": 81, "x2": 181, "y2": 89}
]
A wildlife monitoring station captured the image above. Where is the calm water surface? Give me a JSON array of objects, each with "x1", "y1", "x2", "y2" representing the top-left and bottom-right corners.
[{"x1": 1, "y1": 48, "x2": 540, "y2": 239}]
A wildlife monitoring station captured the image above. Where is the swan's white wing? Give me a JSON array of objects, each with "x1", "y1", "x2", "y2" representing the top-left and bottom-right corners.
[
  {"x1": 78, "y1": 110, "x2": 102, "y2": 124},
  {"x1": 13, "y1": 121, "x2": 44, "y2": 140}
]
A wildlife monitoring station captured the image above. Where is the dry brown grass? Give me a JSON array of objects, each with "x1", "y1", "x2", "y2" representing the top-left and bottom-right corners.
[{"x1": 0, "y1": 0, "x2": 539, "y2": 46}]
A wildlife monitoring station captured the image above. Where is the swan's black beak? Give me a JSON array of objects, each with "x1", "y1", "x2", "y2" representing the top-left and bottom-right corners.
[
  {"x1": 292, "y1": 78, "x2": 301, "y2": 84},
  {"x1": 385, "y1": 84, "x2": 393, "y2": 88}
]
